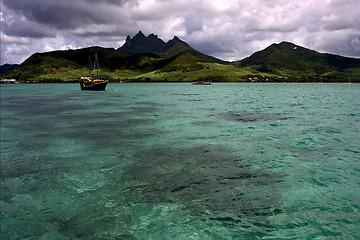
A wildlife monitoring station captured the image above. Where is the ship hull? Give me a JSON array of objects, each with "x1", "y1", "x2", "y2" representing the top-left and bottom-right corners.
[{"x1": 80, "y1": 80, "x2": 108, "y2": 91}]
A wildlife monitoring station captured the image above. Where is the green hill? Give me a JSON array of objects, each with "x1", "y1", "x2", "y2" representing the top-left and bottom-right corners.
[
  {"x1": 137, "y1": 50, "x2": 263, "y2": 82},
  {"x1": 235, "y1": 41, "x2": 360, "y2": 81},
  {"x1": 0, "y1": 64, "x2": 19, "y2": 75},
  {"x1": 158, "y1": 50, "x2": 211, "y2": 72}
]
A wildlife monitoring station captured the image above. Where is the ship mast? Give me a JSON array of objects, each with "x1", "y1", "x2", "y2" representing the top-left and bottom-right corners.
[
  {"x1": 88, "y1": 55, "x2": 93, "y2": 80},
  {"x1": 95, "y1": 54, "x2": 99, "y2": 80}
]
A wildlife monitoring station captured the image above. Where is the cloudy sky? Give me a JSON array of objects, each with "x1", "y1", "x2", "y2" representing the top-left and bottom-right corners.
[{"x1": 1, "y1": 0, "x2": 360, "y2": 64}]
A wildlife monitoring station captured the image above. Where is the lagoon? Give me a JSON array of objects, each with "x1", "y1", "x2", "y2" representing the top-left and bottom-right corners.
[{"x1": 1, "y1": 83, "x2": 359, "y2": 239}]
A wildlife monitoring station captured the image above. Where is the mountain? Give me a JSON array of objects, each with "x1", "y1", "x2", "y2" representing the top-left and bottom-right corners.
[
  {"x1": 0, "y1": 64, "x2": 19, "y2": 75},
  {"x1": 117, "y1": 31, "x2": 226, "y2": 63},
  {"x1": 1, "y1": 33, "x2": 360, "y2": 83},
  {"x1": 118, "y1": 31, "x2": 190, "y2": 56},
  {"x1": 236, "y1": 41, "x2": 360, "y2": 79}
]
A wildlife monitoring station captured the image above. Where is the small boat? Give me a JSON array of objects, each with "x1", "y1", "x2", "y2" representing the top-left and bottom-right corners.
[
  {"x1": 192, "y1": 81, "x2": 211, "y2": 85},
  {"x1": 80, "y1": 54, "x2": 108, "y2": 91}
]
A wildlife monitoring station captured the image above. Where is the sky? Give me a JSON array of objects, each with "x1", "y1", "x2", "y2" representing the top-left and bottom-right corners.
[{"x1": 1, "y1": 0, "x2": 360, "y2": 64}]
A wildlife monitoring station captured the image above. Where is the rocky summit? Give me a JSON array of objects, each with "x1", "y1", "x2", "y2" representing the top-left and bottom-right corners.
[{"x1": 118, "y1": 31, "x2": 166, "y2": 54}]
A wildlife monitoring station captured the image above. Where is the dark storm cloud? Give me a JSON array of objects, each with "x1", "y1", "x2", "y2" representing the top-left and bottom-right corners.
[
  {"x1": 2, "y1": 0, "x2": 126, "y2": 30},
  {"x1": 2, "y1": 18, "x2": 55, "y2": 38},
  {"x1": 1, "y1": 0, "x2": 360, "y2": 64}
]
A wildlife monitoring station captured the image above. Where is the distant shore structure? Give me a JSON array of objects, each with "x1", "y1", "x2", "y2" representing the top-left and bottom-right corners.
[
  {"x1": 0, "y1": 79, "x2": 17, "y2": 84},
  {"x1": 192, "y1": 81, "x2": 212, "y2": 85}
]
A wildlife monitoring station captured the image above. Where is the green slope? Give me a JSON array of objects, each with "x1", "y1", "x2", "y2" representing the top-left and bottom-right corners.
[
  {"x1": 158, "y1": 50, "x2": 210, "y2": 72},
  {"x1": 235, "y1": 41, "x2": 360, "y2": 81},
  {"x1": 159, "y1": 37, "x2": 227, "y2": 64},
  {"x1": 135, "y1": 51, "x2": 266, "y2": 82},
  {"x1": 159, "y1": 37, "x2": 195, "y2": 58}
]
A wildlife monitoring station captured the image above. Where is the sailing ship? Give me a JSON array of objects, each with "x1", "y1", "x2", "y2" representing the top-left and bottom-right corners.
[{"x1": 80, "y1": 54, "x2": 108, "y2": 90}]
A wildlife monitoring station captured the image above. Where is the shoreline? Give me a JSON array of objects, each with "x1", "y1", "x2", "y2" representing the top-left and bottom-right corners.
[{"x1": 2, "y1": 80, "x2": 359, "y2": 84}]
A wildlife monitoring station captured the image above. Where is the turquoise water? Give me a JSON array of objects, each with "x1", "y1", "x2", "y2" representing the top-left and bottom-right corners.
[{"x1": 1, "y1": 83, "x2": 359, "y2": 239}]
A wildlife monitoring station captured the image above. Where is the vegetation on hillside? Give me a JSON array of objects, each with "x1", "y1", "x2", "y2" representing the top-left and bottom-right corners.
[{"x1": 1, "y1": 36, "x2": 360, "y2": 83}]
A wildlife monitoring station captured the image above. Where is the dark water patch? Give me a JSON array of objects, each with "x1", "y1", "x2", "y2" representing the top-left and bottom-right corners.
[
  {"x1": 121, "y1": 144, "x2": 285, "y2": 225},
  {"x1": 171, "y1": 179, "x2": 209, "y2": 193},
  {"x1": 208, "y1": 216, "x2": 243, "y2": 227},
  {"x1": 59, "y1": 117, "x2": 160, "y2": 149},
  {"x1": 316, "y1": 126, "x2": 342, "y2": 134},
  {"x1": 1, "y1": 95, "x2": 89, "y2": 117},
  {"x1": 1, "y1": 155, "x2": 72, "y2": 180},
  {"x1": 220, "y1": 111, "x2": 290, "y2": 123},
  {"x1": 253, "y1": 221, "x2": 273, "y2": 228},
  {"x1": 209, "y1": 216, "x2": 241, "y2": 223},
  {"x1": 187, "y1": 136, "x2": 218, "y2": 141},
  {"x1": 135, "y1": 101, "x2": 172, "y2": 107},
  {"x1": 113, "y1": 234, "x2": 137, "y2": 240},
  {"x1": 289, "y1": 103, "x2": 306, "y2": 107},
  {"x1": 309, "y1": 177, "x2": 328, "y2": 187},
  {"x1": 122, "y1": 118, "x2": 157, "y2": 126},
  {"x1": 59, "y1": 111, "x2": 128, "y2": 122},
  {"x1": 0, "y1": 128, "x2": 57, "y2": 156},
  {"x1": 192, "y1": 120, "x2": 217, "y2": 126},
  {"x1": 62, "y1": 124, "x2": 161, "y2": 147},
  {"x1": 1, "y1": 89, "x2": 130, "y2": 124},
  {"x1": 15, "y1": 137, "x2": 52, "y2": 152},
  {"x1": 47, "y1": 208, "x2": 120, "y2": 240},
  {"x1": 130, "y1": 106, "x2": 159, "y2": 115},
  {"x1": 217, "y1": 171, "x2": 284, "y2": 184},
  {"x1": 58, "y1": 115, "x2": 156, "y2": 131},
  {"x1": 171, "y1": 185, "x2": 190, "y2": 193},
  {"x1": 274, "y1": 221, "x2": 309, "y2": 230},
  {"x1": 172, "y1": 93, "x2": 200, "y2": 96},
  {"x1": 184, "y1": 99, "x2": 202, "y2": 102},
  {"x1": 67, "y1": 117, "x2": 157, "y2": 129},
  {"x1": 301, "y1": 126, "x2": 342, "y2": 136},
  {"x1": 133, "y1": 93, "x2": 149, "y2": 98}
]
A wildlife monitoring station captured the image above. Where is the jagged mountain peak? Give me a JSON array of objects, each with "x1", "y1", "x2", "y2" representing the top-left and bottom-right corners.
[
  {"x1": 133, "y1": 30, "x2": 146, "y2": 40},
  {"x1": 118, "y1": 31, "x2": 166, "y2": 54},
  {"x1": 171, "y1": 36, "x2": 181, "y2": 41},
  {"x1": 117, "y1": 31, "x2": 195, "y2": 58},
  {"x1": 117, "y1": 31, "x2": 226, "y2": 63}
]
